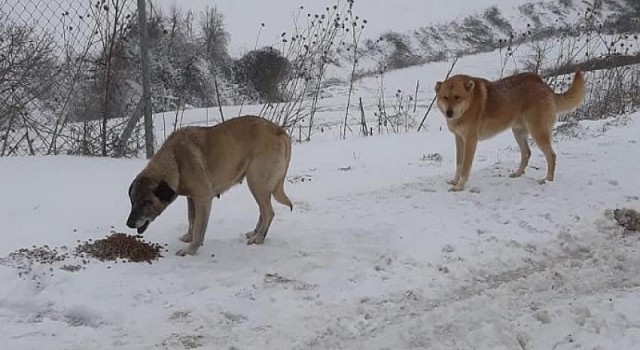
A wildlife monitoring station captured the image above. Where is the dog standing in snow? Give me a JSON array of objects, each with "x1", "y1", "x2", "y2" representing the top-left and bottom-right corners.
[{"x1": 435, "y1": 70, "x2": 585, "y2": 191}]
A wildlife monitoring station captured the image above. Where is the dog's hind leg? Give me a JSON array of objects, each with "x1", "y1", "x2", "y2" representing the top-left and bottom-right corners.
[
  {"x1": 510, "y1": 124, "x2": 531, "y2": 178},
  {"x1": 179, "y1": 197, "x2": 196, "y2": 242},
  {"x1": 530, "y1": 126, "x2": 556, "y2": 183},
  {"x1": 246, "y1": 172, "x2": 275, "y2": 245}
]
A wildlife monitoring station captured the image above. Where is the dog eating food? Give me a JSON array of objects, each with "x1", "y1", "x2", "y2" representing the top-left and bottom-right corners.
[{"x1": 126, "y1": 115, "x2": 293, "y2": 256}]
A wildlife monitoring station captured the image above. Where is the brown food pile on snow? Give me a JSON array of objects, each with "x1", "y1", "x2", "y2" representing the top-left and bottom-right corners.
[
  {"x1": 613, "y1": 208, "x2": 640, "y2": 232},
  {"x1": 0, "y1": 232, "x2": 166, "y2": 279},
  {"x1": 75, "y1": 232, "x2": 166, "y2": 263}
]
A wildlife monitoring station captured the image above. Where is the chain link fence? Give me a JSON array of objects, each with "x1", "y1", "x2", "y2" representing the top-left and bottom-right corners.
[{"x1": 0, "y1": 0, "x2": 152, "y2": 157}]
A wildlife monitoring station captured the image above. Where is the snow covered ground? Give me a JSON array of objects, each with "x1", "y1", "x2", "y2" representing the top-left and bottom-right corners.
[{"x1": 1, "y1": 102, "x2": 639, "y2": 349}]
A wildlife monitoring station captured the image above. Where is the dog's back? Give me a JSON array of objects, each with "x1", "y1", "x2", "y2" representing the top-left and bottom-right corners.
[
  {"x1": 486, "y1": 71, "x2": 585, "y2": 115},
  {"x1": 167, "y1": 116, "x2": 291, "y2": 203}
]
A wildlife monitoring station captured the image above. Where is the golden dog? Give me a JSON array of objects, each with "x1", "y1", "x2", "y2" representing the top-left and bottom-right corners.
[
  {"x1": 126, "y1": 115, "x2": 293, "y2": 256},
  {"x1": 435, "y1": 70, "x2": 585, "y2": 191}
]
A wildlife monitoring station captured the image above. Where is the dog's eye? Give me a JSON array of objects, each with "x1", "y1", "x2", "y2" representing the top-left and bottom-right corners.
[
  {"x1": 454, "y1": 95, "x2": 460, "y2": 100},
  {"x1": 443, "y1": 96, "x2": 449, "y2": 100}
]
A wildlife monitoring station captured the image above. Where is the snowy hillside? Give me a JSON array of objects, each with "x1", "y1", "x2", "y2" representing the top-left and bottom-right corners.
[
  {"x1": 156, "y1": 0, "x2": 639, "y2": 75},
  {"x1": 360, "y1": 0, "x2": 639, "y2": 71},
  {"x1": 156, "y1": 0, "x2": 537, "y2": 56}
]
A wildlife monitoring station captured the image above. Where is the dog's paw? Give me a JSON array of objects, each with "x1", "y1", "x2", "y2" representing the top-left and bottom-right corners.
[
  {"x1": 538, "y1": 176, "x2": 554, "y2": 184},
  {"x1": 244, "y1": 230, "x2": 256, "y2": 239},
  {"x1": 175, "y1": 247, "x2": 197, "y2": 256},
  {"x1": 448, "y1": 185, "x2": 464, "y2": 192},
  {"x1": 509, "y1": 171, "x2": 525, "y2": 178},
  {"x1": 246, "y1": 234, "x2": 265, "y2": 245},
  {"x1": 179, "y1": 233, "x2": 193, "y2": 243}
]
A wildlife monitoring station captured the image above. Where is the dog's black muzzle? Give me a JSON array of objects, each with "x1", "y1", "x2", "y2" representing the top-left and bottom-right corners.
[
  {"x1": 126, "y1": 208, "x2": 139, "y2": 229},
  {"x1": 126, "y1": 207, "x2": 150, "y2": 233},
  {"x1": 126, "y1": 216, "x2": 136, "y2": 229}
]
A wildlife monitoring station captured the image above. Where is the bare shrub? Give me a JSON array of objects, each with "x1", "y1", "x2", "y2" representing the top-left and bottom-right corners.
[
  {"x1": 371, "y1": 65, "x2": 419, "y2": 135},
  {"x1": 234, "y1": 47, "x2": 291, "y2": 103},
  {"x1": 483, "y1": 6, "x2": 513, "y2": 35},
  {"x1": 491, "y1": 1, "x2": 640, "y2": 124},
  {"x1": 379, "y1": 32, "x2": 424, "y2": 70},
  {"x1": 254, "y1": 1, "x2": 365, "y2": 140},
  {"x1": 341, "y1": 0, "x2": 367, "y2": 139},
  {"x1": 563, "y1": 65, "x2": 639, "y2": 121},
  {"x1": 459, "y1": 16, "x2": 496, "y2": 49}
]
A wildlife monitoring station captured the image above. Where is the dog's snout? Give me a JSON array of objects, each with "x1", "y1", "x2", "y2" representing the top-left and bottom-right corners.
[
  {"x1": 446, "y1": 109, "x2": 453, "y2": 118},
  {"x1": 126, "y1": 210, "x2": 138, "y2": 228},
  {"x1": 126, "y1": 215, "x2": 136, "y2": 228}
]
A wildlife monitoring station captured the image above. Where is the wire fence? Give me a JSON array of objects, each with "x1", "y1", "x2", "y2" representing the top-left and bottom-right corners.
[{"x1": 0, "y1": 0, "x2": 152, "y2": 157}]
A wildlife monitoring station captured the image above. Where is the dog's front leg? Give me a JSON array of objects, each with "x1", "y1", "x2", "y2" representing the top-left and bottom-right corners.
[
  {"x1": 447, "y1": 135, "x2": 464, "y2": 185},
  {"x1": 450, "y1": 135, "x2": 477, "y2": 192},
  {"x1": 179, "y1": 197, "x2": 195, "y2": 243},
  {"x1": 176, "y1": 197, "x2": 213, "y2": 256}
]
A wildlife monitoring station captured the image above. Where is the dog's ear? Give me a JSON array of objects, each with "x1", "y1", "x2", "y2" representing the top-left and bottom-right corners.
[
  {"x1": 128, "y1": 181, "x2": 134, "y2": 197},
  {"x1": 154, "y1": 181, "x2": 176, "y2": 203},
  {"x1": 464, "y1": 80, "x2": 475, "y2": 92},
  {"x1": 435, "y1": 81, "x2": 443, "y2": 93}
]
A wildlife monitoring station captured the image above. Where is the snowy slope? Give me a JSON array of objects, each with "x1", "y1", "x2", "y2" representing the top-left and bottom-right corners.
[
  {"x1": 155, "y1": 0, "x2": 536, "y2": 56},
  {"x1": 1, "y1": 110, "x2": 639, "y2": 349}
]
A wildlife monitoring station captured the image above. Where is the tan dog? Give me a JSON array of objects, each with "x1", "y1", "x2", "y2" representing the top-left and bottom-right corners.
[
  {"x1": 126, "y1": 115, "x2": 293, "y2": 256},
  {"x1": 435, "y1": 70, "x2": 585, "y2": 191}
]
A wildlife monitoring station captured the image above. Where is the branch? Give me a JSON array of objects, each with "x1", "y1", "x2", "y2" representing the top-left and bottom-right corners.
[{"x1": 417, "y1": 56, "x2": 458, "y2": 132}]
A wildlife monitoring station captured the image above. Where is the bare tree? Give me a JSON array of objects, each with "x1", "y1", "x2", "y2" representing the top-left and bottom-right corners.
[
  {"x1": 200, "y1": 6, "x2": 229, "y2": 122},
  {"x1": 91, "y1": 0, "x2": 133, "y2": 156},
  {"x1": 0, "y1": 18, "x2": 57, "y2": 156}
]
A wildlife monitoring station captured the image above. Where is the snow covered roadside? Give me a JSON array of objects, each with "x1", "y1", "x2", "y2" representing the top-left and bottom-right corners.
[{"x1": 0, "y1": 113, "x2": 639, "y2": 349}]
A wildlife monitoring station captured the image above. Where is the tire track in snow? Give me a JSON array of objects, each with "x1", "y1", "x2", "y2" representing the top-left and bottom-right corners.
[{"x1": 299, "y1": 216, "x2": 640, "y2": 349}]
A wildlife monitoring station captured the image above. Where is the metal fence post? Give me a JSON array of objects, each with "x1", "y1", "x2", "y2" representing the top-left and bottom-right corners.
[{"x1": 137, "y1": 0, "x2": 154, "y2": 158}]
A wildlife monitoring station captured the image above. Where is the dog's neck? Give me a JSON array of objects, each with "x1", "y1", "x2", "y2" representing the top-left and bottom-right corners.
[
  {"x1": 464, "y1": 79, "x2": 488, "y2": 120},
  {"x1": 140, "y1": 146, "x2": 180, "y2": 192}
]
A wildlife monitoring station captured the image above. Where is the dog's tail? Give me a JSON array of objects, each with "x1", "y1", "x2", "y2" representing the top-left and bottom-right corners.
[
  {"x1": 273, "y1": 177, "x2": 293, "y2": 211},
  {"x1": 272, "y1": 130, "x2": 293, "y2": 211},
  {"x1": 554, "y1": 70, "x2": 586, "y2": 113}
]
